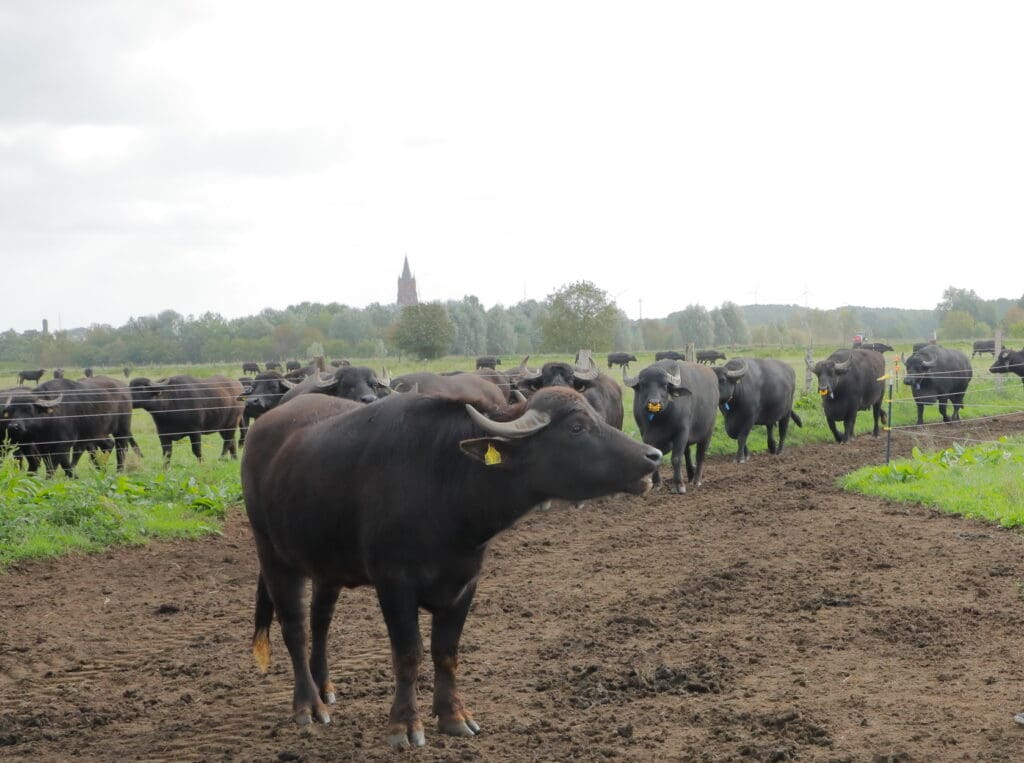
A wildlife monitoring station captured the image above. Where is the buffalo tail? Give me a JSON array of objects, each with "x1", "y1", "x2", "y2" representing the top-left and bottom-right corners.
[
  {"x1": 790, "y1": 411, "x2": 803, "y2": 427},
  {"x1": 251, "y1": 573, "x2": 274, "y2": 673}
]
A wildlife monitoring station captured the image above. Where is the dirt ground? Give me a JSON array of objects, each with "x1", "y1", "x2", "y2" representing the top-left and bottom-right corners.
[{"x1": 3, "y1": 416, "x2": 1024, "y2": 762}]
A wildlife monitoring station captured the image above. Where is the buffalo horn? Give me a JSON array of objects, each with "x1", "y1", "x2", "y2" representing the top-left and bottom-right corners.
[
  {"x1": 833, "y1": 357, "x2": 851, "y2": 372},
  {"x1": 314, "y1": 373, "x2": 338, "y2": 390},
  {"x1": 151, "y1": 377, "x2": 172, "y2": 387},
  {"x1": 465, "y1": 404, "x2": 551, "y2": 438},
  {"x1": 725, "y1": 360, "x2": 747, "y2": 380},
  {"x1": 512, "y1": 389, "x2": 527, "y2": 403},
  {"x1": 280, "y1": 378, "x2": 297, "y2": 390},
  {"x1": 517, "y1": 355, "x2": 541, "y2": 382},
  {"x1": 33, "y1": 393, "x2": 63, "y2": 408},
  {"x1": 378, "y1": 367, "x2": 391, "y2": 387},
  {"x1": 664, "y1": 364, "x2": 682, "y2": 388},
  {"x1": 921, "y1": 356, "x2": 936, "y2": 368},
  {"x1": 622, "y1": 367, "x2": 639, "y2": 387}
]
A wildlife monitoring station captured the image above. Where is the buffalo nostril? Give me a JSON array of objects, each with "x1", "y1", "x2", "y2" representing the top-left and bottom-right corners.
[
  {"x1": 360, "y1": 395, "x2": 377, "y2": 403},
  {"x1": 644, "y1": 447, "x2": 662, "y2": 466}
]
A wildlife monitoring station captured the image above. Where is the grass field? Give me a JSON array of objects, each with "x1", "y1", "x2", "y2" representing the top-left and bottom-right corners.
[{"x1": 1, "y1": 343, "x2": 1021, "y2": 567}]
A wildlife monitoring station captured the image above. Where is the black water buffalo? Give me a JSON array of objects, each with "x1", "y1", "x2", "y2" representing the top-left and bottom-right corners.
[
  {"x1": 515, "y1": 358, "x2": 624, "y2": 429},
  {"x1": 0, "y1": 386, "x2": 42, "y2": 471},
  {"x1": 265, "y1": 361, "x2": 282, "y2": 371},
  {"x1": 123, "y1": 367, "x2": 131, "y2": 378},
  {"x1": 654, "y1": 350, "x2": 684, "y2": 361},
  {"x1": 129, "y1": 375, "x2": 244, "y2": 462},
  {"x1": 285, "y1": 360, "x2": 302, "y2": 372},
  {"x1": 17, "y1": 369, "x2": 45, "y2": 385},
  {"x1": 391, "y1": 371, "x2": 508, "y2": 413},
  {"x1": 2, "y1": 375, "x2": 139, "y2": 476},
  {"x1": 903, "y1": 345, "x2": 972, "y2": 424},
  {"x1": 696, "y1": 350, "x2": 726, "y2": 365},
  {"x1": 241, "y1": 387, "x2": 660, "y2": 746},
  {"x1": 972, "y1": 339, "x2": 996, "y2": 358},
  {"x1": 279, "y1": 366, "x2": 391, "y2": 407},
  {"x1": 329, "y1": 358, "x2": 351, "y2": 368},
  {"x1": 606, "y1": 352, "x2": 637, "y2": 369},
  {"x1": 238, "y1": 371, "x2": 294, "y2": 433},
  {"x1": 857, "y1": 342, "x2": 893, "y2": 353},
  {"x1": 83, "y1": 367, "x2": 94, "y2": 378},
  {"x1": 242, "y1": 362, "x2": 261, "y2": 376},
  {"x1": 990, "y1": 347, "x2": 1024, "y2": 385},
  {"x1": 912, "y1": 342, "x2": 936, "y2": 354},
  {"x1": 475, "y1": 356, "x2": 501, "y2": 369},
  {"x1": 713, "y1": 358, "x2": 802, "y2": 462},
  {"x1": 811, "y1": 348, "x2": 886, "y2": 442},
  {"x1": 52, "y1": 369, "x2": 64, "y2": 379},
  {"x1": 624, "y1": 360, "x2": 718, "y2": 493}
]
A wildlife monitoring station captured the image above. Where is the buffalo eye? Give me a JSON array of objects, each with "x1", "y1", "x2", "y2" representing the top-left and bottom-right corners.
[{"x1": 569, "y1": 420, "x2": 585, "y2": 435}]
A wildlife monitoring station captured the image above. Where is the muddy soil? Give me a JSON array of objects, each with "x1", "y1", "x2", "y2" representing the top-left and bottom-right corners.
[{"x1": 3, "y1": 416, "x2": 1024, "y2": 762}]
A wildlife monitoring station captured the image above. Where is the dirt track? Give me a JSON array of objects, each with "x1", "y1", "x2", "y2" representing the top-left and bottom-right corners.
[{"x1": 3, "y1": 416, "x2": 1024, "y2": 762}]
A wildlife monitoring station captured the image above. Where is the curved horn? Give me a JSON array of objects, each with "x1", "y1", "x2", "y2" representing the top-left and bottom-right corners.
[
  {"x1": 393, "y1": 381, "x2": 419, "y2": 394},
  {"x1": 280, "y1": 378, "x2": 297, "y2": 390},
  {"x1": 833, "y1": 357, "x2": 851, "y2": 372},
  {"x1": 512, "y1": 389, "x2": 527, "y2": 403},
  {"x1": 516, "y1": 355, "x2": 541, "y2": 382},
  {"x1": 663, "y1": 364, "x2": 682, "y2": 388},
  {"x1": 465, "y1": 404, "x2": 551, "y2": 438},
  {"x1": 314, "y1": 372, "x2": 338, "y2": 390},
  {"x1": 33, "y1": 393, "x2": 63, "y2": 409},
  {"x1": 724, "y1": 359, "x2": 748, "y2": 380},
  {"x1": 921, "y1": 356, "x2": 936, "y2": 368},
  {"x1": 151, "y1": 377, "x2": 172, "y2": 387},
  {"x1": 573, "y1": 357, "x2": 599, "y2": 381},
  {"x1": 378, "y1": 367, "x2": 391, "y2": 387},
  {"x1": 622, "y1": 367, "x2": 640, "y2": 388}
]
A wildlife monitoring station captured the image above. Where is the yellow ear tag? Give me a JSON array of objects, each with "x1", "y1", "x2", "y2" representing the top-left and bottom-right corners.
[{"x1": 485, "y1": 444, "x2": 502, "y2": 465}]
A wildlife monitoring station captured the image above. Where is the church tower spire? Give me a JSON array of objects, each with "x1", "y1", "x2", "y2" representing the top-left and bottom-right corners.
[{"x1": 397, "y1": 255, "x2": 418, "y2": 306}]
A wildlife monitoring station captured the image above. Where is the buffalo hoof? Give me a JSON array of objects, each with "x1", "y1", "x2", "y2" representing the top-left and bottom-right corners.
[
  {"x1": 672, "y1": 484, "x2": 686, "y2": 495},
  {"x1": 439, "y1": 717, "x2": 480, "y2": 737},
  {"x1": 386, "y1": 720, "x2": 426, "y2": 749},
  {"x1": 294, "y1": 706, "x2": 331, "y2": 725},
  {"x1": 323, "y1": 691, "x2": 336, "y2": 705}
]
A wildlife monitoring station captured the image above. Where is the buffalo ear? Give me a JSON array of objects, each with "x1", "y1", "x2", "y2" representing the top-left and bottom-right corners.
[{"x1": 460, "y1": 437, "x2": 515, "y2": 468}]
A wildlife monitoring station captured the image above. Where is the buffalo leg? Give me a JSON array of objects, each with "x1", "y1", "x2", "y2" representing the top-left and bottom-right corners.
[
  {"x1": 265, "y1": 566, "x2": 331, "y2": 725},
  {"x1": 692, "y1": 439, "x2": 709, "y2": 488},
  {"x1": 772, "y1": 419, "x2": 785, "y2": 454},
  {"x1": 842, "y1": 416, "x2": 856, "y2": 443},
  {"x1": 915, "y1": 402, "x2": 925, "y2": 425},
  {"x1": 736, "y1": 425, "x2": 752, "y2": 462},
  {"x1": 938, "y1": 400, "x2": 950, "y2": 422},
  {"x1": 431, "y1": 582, "x2": 480, "y2": 738},
  {"x1": 873, "y1": 402, "x2": 886, "y2": 435},
  {"x1": 376, "y1": 584, "x2": 426, "y2": 748},
  {"x1": 159, "y1": 435, "x2": 174, "y2": 464},
  {"x1": 219, "y1": 430, "x2": 237, "y2": 459},
  {"x1": 826, "y1": 416, "x2": 843, "y2": 443},
  {"x1": 189, "y1": 433, "x2": 203, "y2": 460},
  {"x1": 309, "y1": 582, "x2": 341, "y2": 705},
  {"x1": 668, "y1": 432, "x2": 687, "y2": 493},
  {"x1": 952, "y1": 393, "x2": 966, "y2": 420}
]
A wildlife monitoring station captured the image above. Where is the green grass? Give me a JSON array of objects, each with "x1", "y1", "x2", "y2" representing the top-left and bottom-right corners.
[
  {"x1": 842, "y1": 436, "x2": 1024, "y2": 527},
  {"x1": 1, "y1": 345, "x2": 1022, "y2": 568}
]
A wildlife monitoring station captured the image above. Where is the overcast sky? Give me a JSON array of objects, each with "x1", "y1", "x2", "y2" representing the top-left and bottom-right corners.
[{"x1": 2, "y1": 1, "x2": 1022, "y2": 333}]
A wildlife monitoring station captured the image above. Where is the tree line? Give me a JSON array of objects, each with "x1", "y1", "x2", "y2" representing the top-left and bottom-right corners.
[{"x1": 3, "y1": 284, "x2": 1022, "y2": 366}]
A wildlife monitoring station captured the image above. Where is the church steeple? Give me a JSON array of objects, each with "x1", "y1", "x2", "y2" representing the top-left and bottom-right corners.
[{"x1": 397, "y1": 255, "x2": 418, "y2": 307}]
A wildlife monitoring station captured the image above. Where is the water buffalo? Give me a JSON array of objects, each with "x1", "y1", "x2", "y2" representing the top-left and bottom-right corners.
[
  {"x1": 391, "y1": 371, "x2": 508, "y2": 413},
  {"x1": 238, "y1": 371, "x2": 294, "y2": 435},
  {"x1": 904, "y1": 345, "x2": 972, "y2": 424},
  {"x1": 265, "y1": 362, "x2": 282, "y2": 371},
  {"x1": 989, "y1": 347, "x2": 1024, "y2": 385},
  {"x1": 279, "y1": 366, "x2": 391, "y2": 406},
  {"x1": 242, "y1": 362, "x2": 261, "y2": 376},
  {"x1": 329, "y1": 359, "x2": 351, "y2": 368},
  {"x1": 129, "y1": 375, "x2": 244, "y2": 462},
  {"x1": 606, "y1": 352, "x2": 637, "y2": 369},
  {"x1": 811, "y1": 348, "x2": 886, "y2": 443},
  {"x1": 696, "y1": 350, "x2": 726, "y2": 365},
  {"x1": 52, "y1": 369, "x2": 64, "y2": 379},
  {"x1": 654, "y1": 351, "x2": 684, "y2": 361},
  {"x1": 83, "y1": 367, "x2": 94, "y2": 378},
  {"x1": 475, "y1": 356, "x2": 501, "y2": 370},
  {"x1": 17, "y1": 369, "x2": 45, "y2": 385},
  {"x1": 912, "y1": 342, "x2": 936, "y2": 354},
  {"x1": 123, "y1": 367, "x2": 131, "y2": 378},
  {"x1": 241, "y1": 387, "x2": 661, "y2": 746},
  {"x1": 515, "y1": 357, "x2": 624, "y2": 429},
  {"x1": 624, "y1": 360, "x2": 718, "y2": 493},
  {"x1": 2, "y1": 375, "x2": 139, "y2": 476},
  {"x1": 285, "y1": 360, "x2": 302, "y2": 372},
  {"x1": 713, "y1": 358, "x2": 802, "y2": 462},
  {"x1": 972, "y1": 339, "x2": 996, "y2": 358},
  {"x1": 857, "y1": 342, "x2": 893, "y2": 354}
]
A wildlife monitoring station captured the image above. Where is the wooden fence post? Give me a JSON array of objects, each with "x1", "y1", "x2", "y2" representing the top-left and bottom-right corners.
[
  {"x1": 685, "y1": 343, "x2": 695, "y2": 363},
  {"x1": 804, "y1": 347, "x2": 814, "y2": 394}
]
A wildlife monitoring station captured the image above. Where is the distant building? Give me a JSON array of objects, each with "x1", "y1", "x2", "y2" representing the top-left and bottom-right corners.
[{"x1": 397, "y1": 256, "x2": 419, "y2": 307}]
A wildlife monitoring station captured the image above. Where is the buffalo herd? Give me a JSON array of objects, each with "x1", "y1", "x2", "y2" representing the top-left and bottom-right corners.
[{"x1": 1, "y1": 343, "x2": 1019, "y2": 748}]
